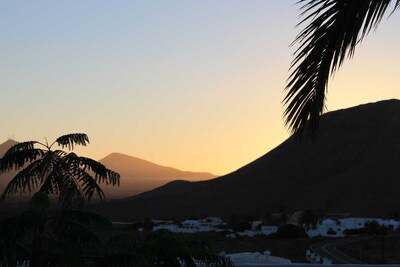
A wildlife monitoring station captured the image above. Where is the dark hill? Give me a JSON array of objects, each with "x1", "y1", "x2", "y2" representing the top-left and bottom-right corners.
[{"x1": 84, "y1": 99, "x2": 400, "y2": 220}]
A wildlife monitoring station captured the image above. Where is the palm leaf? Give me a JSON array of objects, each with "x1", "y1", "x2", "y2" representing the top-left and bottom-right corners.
[
  {"x1": 285, "y1": 0, "x2": 399, "y2": 137},
  {"x1": 54, "y1": 133, "x2": 89, "y2": 150},
  {"x1": 74, "y1": 168, "x2": 106, "y2": 201},
  {"x1": 3, "y1": 141, "x2": 38, "y2": 156},
  {"x1": 0, "y1": 160, "x2": 43, "y2": 202},
  {"x1": 57, "y1": 174, "x2": 85, "y2": 210},
  {"x1": 64, "y1": 153, "x2": 120, "y2": 186},
  {"x1": 0, "y1": 149, "x2": 45, "y2": 174}
]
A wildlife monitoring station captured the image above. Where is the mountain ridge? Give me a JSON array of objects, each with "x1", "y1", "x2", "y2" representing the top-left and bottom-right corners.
[
  {"x1": 98, "y1": 152, "x2": 216, "y2": 197},
  {"x1": 92, "y1": 99, "x2": 400, "y2": 220}
]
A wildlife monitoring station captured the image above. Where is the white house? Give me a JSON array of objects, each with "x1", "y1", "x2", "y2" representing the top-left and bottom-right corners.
[
  {"x1": 182, "y1": 220, "x2": 201, "y2": 228},
  {"x1": 307, "y1": 217, "x2": 400, "y2": 237},
  {"x1": 152, "y1": 217, "x2": 225, "y2": 233},
  {"x1": 153, "y1": 223, "x2": 180, "y2": 232},
  {"x1": 236, "y1": 230, "x2": 258, "y2": 237},
  {"x1": 338, "y1": 218, "x2": 369, "y2": 229},
  {"x1": 200, "y1": 217, "x2": 224, "y2": 227},
  {"x1": 261, "y1": 225, "x2": 278, "y2": 236}
]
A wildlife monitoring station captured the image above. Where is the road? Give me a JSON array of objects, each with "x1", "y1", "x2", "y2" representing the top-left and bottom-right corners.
[{"x1": 310, "y1": 236, "x2": 370, "y2": 264}]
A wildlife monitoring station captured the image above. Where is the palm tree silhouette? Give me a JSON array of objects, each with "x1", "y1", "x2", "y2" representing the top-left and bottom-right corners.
[
  {"x1": 0, "y1": 133, "x2": 120, "y2": 266},
  {"x1": 0, "y1": 134, "x2": 232, "y2": 266},
  {"x1": 0, "y1": 133, "x2": 120, "y2": 209},
  {"x1": 284, "y1": 0, "x2": 400, "y2": 137}
]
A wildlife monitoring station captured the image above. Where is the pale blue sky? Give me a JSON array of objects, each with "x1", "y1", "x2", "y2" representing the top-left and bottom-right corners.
[{"x1": 1, "y1": 1, "x2": 399, "y2": 174}]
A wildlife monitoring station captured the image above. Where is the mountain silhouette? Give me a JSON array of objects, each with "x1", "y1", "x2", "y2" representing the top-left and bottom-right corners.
[
  {"x1": 98, "y1": 153, "x2": 216, "y2": 198},
  {"x1": 0, "y1": 139, "x2": 19, "y2": 193},
  {"x1": 0, "y1": 139, "x2": 17, "y2": 157},
  {"x1": 0, "y1": 140, "x2": 215, "y2": 199},
  {"x1": 92, "y1": 99, "x2": 400, "y2": 220}
]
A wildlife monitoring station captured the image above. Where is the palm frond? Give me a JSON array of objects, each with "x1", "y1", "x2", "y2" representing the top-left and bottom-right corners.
[
  {"x1": 285, "y1": 0, "x2": 398, "y2": 137},
  {"x1": 0, "y1": 149, "x2": 45, "y2": 174},
  {"x1": 39, "y1": 166, "x2": 63, "y2": 195},
  {"x1": 75, "y1": 168, "x2": 106, "y2": 201},
  {"x1": 54, "y1": 133, "x2": 89, "y2": 150},
  {"x1": 3, "y1": 141, "x2": 38, "y2": 156},
  {"x1": 57, "y1": 173, "x2": 85, "y2": 210},
  {"x1": 0, "y1": 160, "x2": 42, "y2": 202},
  {"x1": 79, "y1": 156, "x2": 120, "y2": 186}
]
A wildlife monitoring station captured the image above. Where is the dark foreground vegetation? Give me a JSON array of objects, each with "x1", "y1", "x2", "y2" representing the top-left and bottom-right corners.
[{"x1": 0, "y1": 134, "x2": 231, "y2": 267}]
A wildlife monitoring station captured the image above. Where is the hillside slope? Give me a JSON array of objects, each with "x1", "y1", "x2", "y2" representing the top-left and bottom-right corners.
[
  {"x1": 99, "y1": 153, "x2": 216, "y2": 198},
  {"x1": 93, "y1": 99, "x2": 400, "y2": 220}
]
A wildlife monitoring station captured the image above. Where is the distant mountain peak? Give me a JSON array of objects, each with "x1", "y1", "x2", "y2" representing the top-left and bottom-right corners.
[
  {"x1": 98, "y1": 152, "x2": 217, "y2": 198},
  {"x1": 0, "y1": 139, "x2": 18, "y2": 157}
]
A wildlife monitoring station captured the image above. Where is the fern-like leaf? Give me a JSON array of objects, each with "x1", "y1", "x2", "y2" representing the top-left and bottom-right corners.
[
  {"x1": 285, "y1": 0, "x2": 399, "y2": 137},
  {"x1": 75, "y1": 168, "x2": 106, "y2": 201},
  {"x1": 64, "y1": 153, "x2": 120, "y2": 186},
  {"x1": 54, "y1": 133, "x2": 89, "y2": 150},
  {"x1": 0, "y1": 160, "x2": 42, "y2": 202},
  {"x1": 3, "y1": 141, "x2": 38, "y2": 156},
  {"x1": 0, "y1": 149, "x2": 45, "y2": 174}
]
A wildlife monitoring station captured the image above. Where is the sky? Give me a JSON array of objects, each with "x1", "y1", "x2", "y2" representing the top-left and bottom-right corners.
[{"x1": 1, "y1": 1, "x2": 400, "y2": 176}]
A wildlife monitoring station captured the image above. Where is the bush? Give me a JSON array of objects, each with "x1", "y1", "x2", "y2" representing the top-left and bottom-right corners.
[{"x1": 268, "y1": 224, "x2": 307, "y2": 239}]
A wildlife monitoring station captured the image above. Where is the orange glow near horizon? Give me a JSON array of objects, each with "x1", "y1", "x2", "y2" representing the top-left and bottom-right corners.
[{"x1": 1, "y1": 1, "x2": 399, "y2": 176}]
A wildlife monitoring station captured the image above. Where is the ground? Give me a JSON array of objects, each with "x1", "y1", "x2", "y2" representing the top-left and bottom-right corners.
[
  {"x1": 100, "y1": 226, "x2": 331, "y2": 263},
  {"x1": 339, "y1": 232, "x2": 400, "y2": 264}
]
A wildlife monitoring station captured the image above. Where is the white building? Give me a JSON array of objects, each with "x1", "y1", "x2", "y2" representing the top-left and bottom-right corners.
[
  {"x1": 307, "y1": 217, "x2": 400, "y2": 237},
  {"x1": 152, "y1": 217, "x2": 225, "y2": 233},
  {"x1": 261, "y1": 225, "x2": 278, "y2": 236}
]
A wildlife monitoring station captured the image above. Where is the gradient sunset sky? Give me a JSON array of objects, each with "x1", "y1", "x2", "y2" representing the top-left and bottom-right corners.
[{"x1": 1, "y1": 1, "x2": 400, "y2": 175}]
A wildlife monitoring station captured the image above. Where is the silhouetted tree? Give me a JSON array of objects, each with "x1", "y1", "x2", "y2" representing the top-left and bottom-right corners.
[
  {"x1": 279, "y1": 213, "x2": 288, "y2": 226},
  {"x1": 0, "y1": 133, "x2": 120, "y2": 266},
  {"x1": 0, "y1": 133, "x2": 120, "y2": 209},
  {"x1": 299, "y1": 210, "x2": 316, "y2": 230},
  {"x1": 284, "y1": 0, "x2": 400, "y2": 136},
  {"x1": 273, "y1": 224, "x2": 307, "y2": 239}
]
